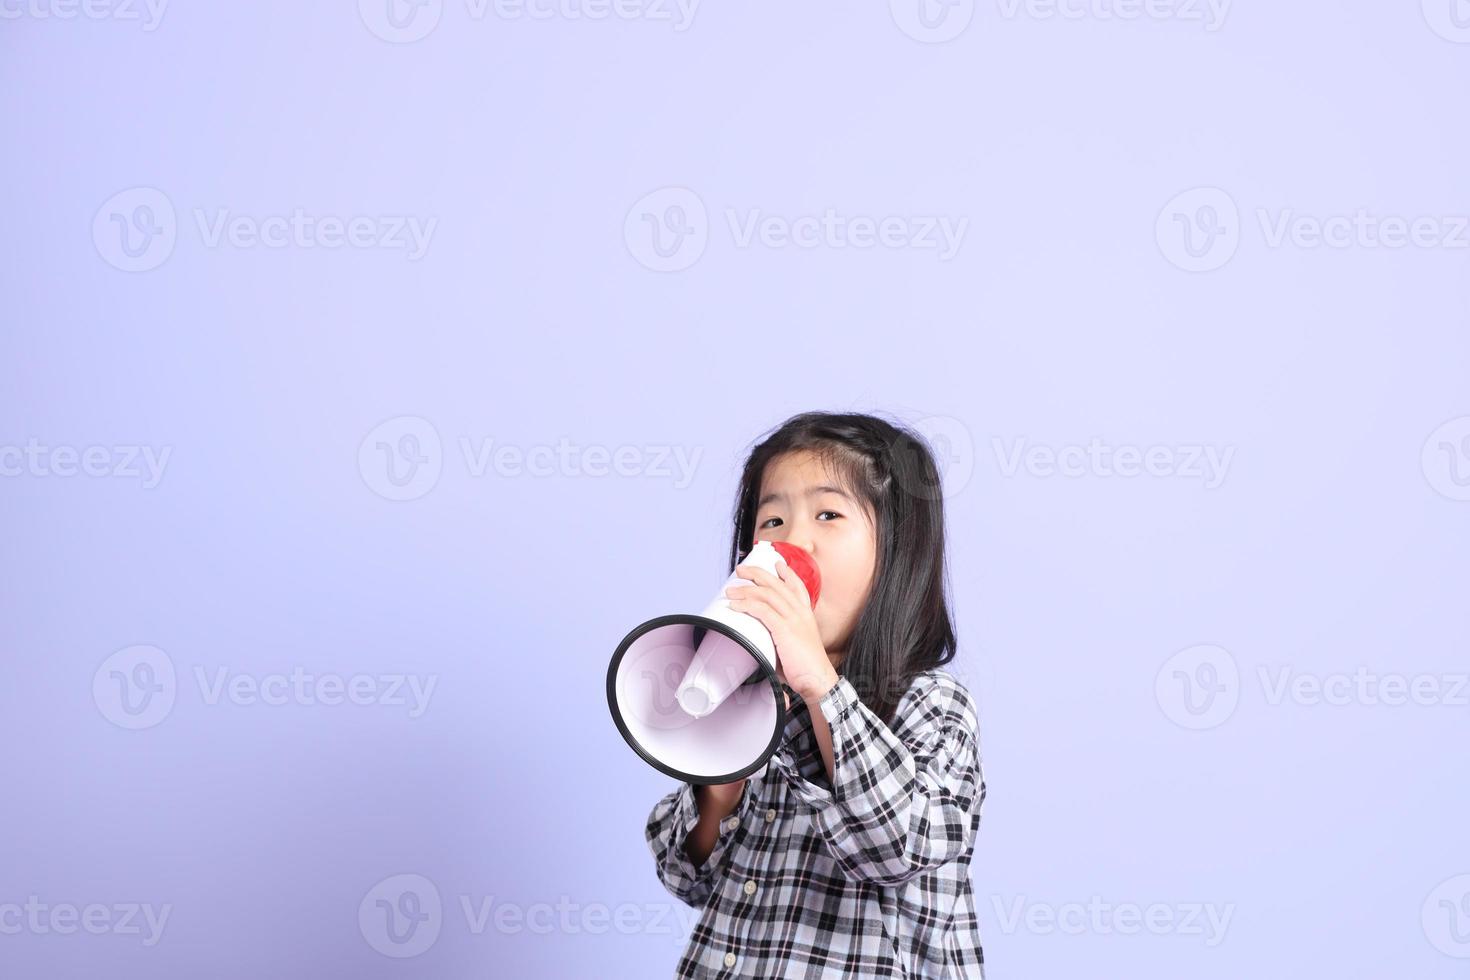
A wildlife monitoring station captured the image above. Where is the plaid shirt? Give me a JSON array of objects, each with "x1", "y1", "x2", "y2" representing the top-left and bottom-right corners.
[{"x1": 645, "y1": 667, "x2": 987, "y2": 979}]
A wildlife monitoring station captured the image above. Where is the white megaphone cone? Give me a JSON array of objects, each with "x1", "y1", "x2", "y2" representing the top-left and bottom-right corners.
[{"x1": 606, "y1": 539, "x2": 822, "y2": 784}]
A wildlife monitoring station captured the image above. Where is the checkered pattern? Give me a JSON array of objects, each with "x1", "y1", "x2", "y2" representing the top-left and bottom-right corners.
[{"x1": 645, "y1": 667, "x2": 987, "y2": 978}]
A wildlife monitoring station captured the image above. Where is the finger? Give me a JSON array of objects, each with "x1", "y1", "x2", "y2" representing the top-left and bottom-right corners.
[
  {"x1": 730, "y1": 596, "x2": 794, "y2": 638},
  {"x1": 735, "y1": 566, "x2": 800, "y2": 611},
  {"x1": 773, "y1": 558, "x2": 809, "y2": 603},
  {"x1": 727, "y1": 594, "x2": 777, "y2": 617},
  {"x1": 733, "y1": 565, "x2": 781, "y2": 588},
  {"x1": 767, "y1": 561, "x2": 807, "y2": 608},
  {"x1": 726, "y1": 579, "x2": 787, "y2": 598},
  {"x1": 728, "y1": 587, "x2": 792, "y2": 621}
]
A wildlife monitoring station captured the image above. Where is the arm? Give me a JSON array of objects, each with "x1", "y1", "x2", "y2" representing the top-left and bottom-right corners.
[
  {"x1": 645, "y1": 778, "x2": 750, "y2": 907},
  {"x1": 808, "y1": 691, "x2": 837, "y2": 785},
  {"x1": 774, "y1": 675, "x2": 985, "y2": 887},
  {"x1": 684, "y1": 780, "x2": 746, "y2": 866}
]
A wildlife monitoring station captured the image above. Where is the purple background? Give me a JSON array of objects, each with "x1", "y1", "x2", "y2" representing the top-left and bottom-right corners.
[{"x1": 3, "y1": 1, "x2": 1469, "y2": 977}]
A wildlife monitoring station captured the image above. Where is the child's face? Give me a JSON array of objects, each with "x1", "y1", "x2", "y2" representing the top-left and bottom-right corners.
[{"x1": 752, "y1": 450, "x2": 877, "y2": 660}]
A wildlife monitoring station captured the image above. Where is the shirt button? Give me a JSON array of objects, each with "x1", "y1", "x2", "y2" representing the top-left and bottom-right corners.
[
  {"x1": 724, "y1": 951, "x2": 736, "y2": 967},
  {"x1": 722, "y1": 816, "x2": 739, "y2": 833},
  {"x1": 765, "y1": 808, "x2": 776, "y2": 822},
  {"x1": 743, "y1": 879, "x2": 758, "y2": 895}
]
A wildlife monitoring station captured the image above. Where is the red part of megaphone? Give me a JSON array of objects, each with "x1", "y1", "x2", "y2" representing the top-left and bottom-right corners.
[{"x1": 767, "y1": 540, "x2": 821, "y2": 608}]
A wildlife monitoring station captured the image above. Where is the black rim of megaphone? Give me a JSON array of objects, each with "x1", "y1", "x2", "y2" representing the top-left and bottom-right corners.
[{"x1": 606, "y1": 613, "x2": 789, "y2": 786}]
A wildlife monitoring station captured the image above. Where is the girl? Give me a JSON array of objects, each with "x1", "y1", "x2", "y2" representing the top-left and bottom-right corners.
[{"x1": 645, "y1": 411, "x2": 988, "y2": 979}]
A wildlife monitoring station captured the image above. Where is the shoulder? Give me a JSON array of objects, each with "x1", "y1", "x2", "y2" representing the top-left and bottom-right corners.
[{"x1": 891, "y1": 666, "x2": 980, "y2": 746}]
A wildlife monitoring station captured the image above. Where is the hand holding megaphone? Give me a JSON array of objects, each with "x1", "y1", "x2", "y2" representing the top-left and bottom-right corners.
[
  {"x1": 720, "y1": 544, "x2": 833, "y2": 703},
  {"x1": 606, "y1": 540, "x2": 823, "y2": 784},
  {"x1": 677, "y1": 540, "x2": 823, "y2": 717}
]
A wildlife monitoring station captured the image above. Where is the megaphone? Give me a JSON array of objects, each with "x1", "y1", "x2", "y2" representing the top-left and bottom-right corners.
[{"x1": 606, "y1": 540, "x2": 823, "y2": 785}]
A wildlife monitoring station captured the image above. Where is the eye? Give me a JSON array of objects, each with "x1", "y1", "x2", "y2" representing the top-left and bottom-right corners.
[{"x1": 759, "y1": 511, "x2": 840, "y2": 529}]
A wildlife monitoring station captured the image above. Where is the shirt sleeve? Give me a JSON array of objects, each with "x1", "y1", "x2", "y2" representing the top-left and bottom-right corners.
[
  {"x1": 644, "y1": 779, "x2": 751, "y2": 908},
  {"x1": 772, "y1": 675, "x2": 985, "y2": 887}
]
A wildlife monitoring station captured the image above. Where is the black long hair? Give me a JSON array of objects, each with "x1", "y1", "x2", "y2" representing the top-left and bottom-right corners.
[{"x1": 726, "y1": 411, "x2": 958, "y2": 728}]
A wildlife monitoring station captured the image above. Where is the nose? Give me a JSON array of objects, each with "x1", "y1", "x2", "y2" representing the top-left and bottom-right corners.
[
  {"x1": 782, "y1": 537, "x2": 815, "y2": 562},
  {"x1": 756, "y1": 531, "x2": 815, "y2": 560}
]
